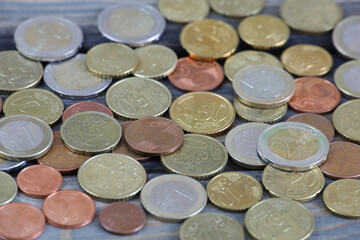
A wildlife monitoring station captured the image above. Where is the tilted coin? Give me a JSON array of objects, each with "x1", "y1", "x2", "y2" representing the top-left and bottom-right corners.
[
  {"x1": 0, "y1": 157, "x2": 26, "y2": 172},
  {"x1": 60, "y1": 111, "x2": 121, "y2": 155},
  {"x1": 97, "y1": 2, "x2": 165, "y2": 46},
  {"x1": 158, "y1": 0, "x2": 209, "y2": 23},
  {"x1": 333, "y1": 16, "x2": 360, "y2": 60},
  {"x1": 333, "y1": 99, "x2": 360, "y2": 142},
  {"x1": 62, "y1": 101, "x2": 114, "y2": 122},
  {"x1": 14, "y1": 16, "x2": 82, "y2": 61},
  {"x1": 334, "y1": 60, "x2": 360, "y2": 98},
  {"x1": 106, "y1": 77, "x2": 172, "y2": 120},
  {"x1": 209, "y1": 0, "x2": 264, "y2": 17},
  {"x1": 44, "y1": 54, "x2": 112, "y2": 99},
  {"x1": 0, "y1": 171, "x2": 17, "y2": 206},
  {"x1": 161, "y1": 134, "x2": 227, "y2": 179}
]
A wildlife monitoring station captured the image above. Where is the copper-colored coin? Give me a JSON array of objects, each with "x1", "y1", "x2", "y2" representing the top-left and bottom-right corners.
[
  {"x1": 125, "y1": 117, "x2": 184, "y2": 156},
  {"x1": 112, "y1": 121, "x2": 151, "y2": 161},
  {"x1": 17, "y1": 164, "x2": 62, "y2": 198},
  {"x1": 320, "y1": 142, "x2": 360, "y2": 179},
  {"x1": 99, "y1": 202, "x2": 146, "y2": 235},
  {"x1": 288, "y1": 77, "x2": 341, "y2": 113},
  {"x1": 287, "y1": 113, "x2": 335, "y2": 142},
  {"x1": 168, "y1": 57, "x2": 224, "y2": 92},
  {"x1": 42, "y1": 189, "x2": 96, "y2": 229},
  {"x1": 38, "y1": 131, "x2": 89, "y2": 173},
  {"x1": 0, "y1": 202, "x2": 46, "y2": 240},
  {"x1": 62, "y1": 101, "x2": 114, "y2": 122}
]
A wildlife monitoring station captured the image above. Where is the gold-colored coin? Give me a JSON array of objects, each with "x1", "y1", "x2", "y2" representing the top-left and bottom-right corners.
[
  {"x1": 262, "y1": 165, "x2": 325, "y2": 202},
  {"x1": 161, "y1": 134, "x2": 228, "y2": 179},
  {"x1": 169, "y1": 91, "x2": 235, "y2": 135},
  {"x1": 280, "y1": 0, "x2": 343, "y2": 34},
  {"x1": 208, "y1": 0, "x2": 264, "y2": 17},
  {"x1": 133, "y1": 44, "x2": 177, "y2": 79},
  {"x1": 180, "y1": 19, "x2": 239, "y2": 61},
  {"x1": 281, "y1": 44, "x2": 333, "y2": 76},
  {"x1": 60, "y1": 111, "x2": 121, "y2": 155},
  {"x1": 333, "y1": 99, "x2": 360, "y2": 142},
  {"x1": 207, "y1": 172, "x2": 262, "y2": 211},
  {"x1": 78, "y1": 153, "x2": 146, "y2": 201},
  {"x1": 224, "y1": 50, "x2": 283, "y2": 81},
  {"x1": 323, "y1": 179, "x2": 360, "y2": 218},
  {"x1": 158, "y1": 0, "x2": 209, "y2": 23},
  {"x1": 3, "y1": 88, "x2": 64, "y2": 125},
  {"x1": 85, "y1": 42, "x2": 137, "y2": 78},
  {"x1": 238, "y1": 15, "x2": 290, "y2": 50},
  {"x1": 334, "y1": 60, "x2": 360, "y2": 98},
  {"x1": 0, "y1": 171, "x2": 17, "y2": 206}
]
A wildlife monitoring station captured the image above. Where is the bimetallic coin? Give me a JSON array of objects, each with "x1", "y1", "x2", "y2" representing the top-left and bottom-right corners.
[
  {"x1": 106, "y1": 77, "x2": 172, "y2": 120},
  {"x1": 258, "y1": 122, "x2": 329, "y2": 171},
  {"x1": 0, "y1": 171, "x2": 17, "y2": 206},
  {"x1": 333, "y1": 16, "x2": 360, "y2": 60},
  {"x1": 140, "y1": 174, "x2": 207, "y2": 222},
  {"x1": 333, "y1": 99, "x2": 360, "y2": 142},
  {"x1": 207, "y1": 172, "x2": 262, "y2": 211},
  {"x1": 14, "y1": 16, "x2": 82, "y2": 62},
  {"x1": 97, "y1": 2, "x2": 165, "y2": 46},
  {"x1": 62, "y1": 101, "x2": 114, "y2": 122},
  {"x1": 209, "y1": 0, "x2": 264, "y2": 17},
  {"x1": 225, "y1": 122, "x2": 269, "y2": 169},
  {"x1": 0, "y1": 157, "x2": 26, "y2": 172},
  {"x1": 44, "y1": 54, "x2": 112, "y2": 99},
  {"x1": 245, "y1": 198, "x2": 314, "y2": 239},
  {"x1": 334, "y1": 60, "x2": 360, "y2": 98},
  {"x1": 60, "y1": 111, "x2": 121, "y2": 155},
  {"x1": 158, "y1": 0, "x2": 209, "y2": 23},
  {"x1": 161, "y1": 134, "x2": 227, "y2": 179},
  {"x1": 169, "y1": 91, "x2": 235, "y2": 135}
]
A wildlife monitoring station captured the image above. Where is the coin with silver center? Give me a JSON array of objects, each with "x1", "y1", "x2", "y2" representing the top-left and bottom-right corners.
[{"x1": 334, "y1": 60, "x2": 360, "y2": 98}]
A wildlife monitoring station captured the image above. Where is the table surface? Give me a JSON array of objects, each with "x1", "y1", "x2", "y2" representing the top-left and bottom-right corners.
[{"x1": 1, "y1": 0, "x2": 360, "y2": 239}]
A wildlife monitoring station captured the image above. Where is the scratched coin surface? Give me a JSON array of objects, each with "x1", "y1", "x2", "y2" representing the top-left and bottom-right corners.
[
  {"x1": 333, "y1": 16, "x2": 360, "y2": 60},
  {"x1": 106, "y1": 77, "x2": 172, "y2": 120},
  {"x1": 207, "y1": 172, "x2": 262, "y2": 211},
  {"x1": 334, "y1": 60, "x2": 360, "y2": 98},
  {"x1": 161, "y1": 134, "x2": 227, "y2": 179},
  {"x1": 333, "y1": 99, "x2": 360, "y2": 142},
  {"x1": 158, "y1": 0, "x2": 209, "y2": 23},
  {"x1": 180, "y1": 213, "x2": 244, "y2": 240},
  {"x1": 245, "y1": 198, "x2": 314, "y2": 239},
  {"x1": 209, "y1": 0, "x2": 264, "y2": 17},
  {"x1": 62, "y1": 101, "x2": 114, "y2": 122},
  {"x1": 140, "y1": 174, "x2": 207, "y2": 222},
  {"x1": 78, "y1": 153, "x2": 146, "y2": 201},
  {"x1": 60, "y1": 111, "x2": 121, "y2": 155},
  {"x1": 0, "y1": 157, "x2": 26, "y2": 172},
  {"x1": 0, "y1": 171, "x2": 17, "y2": 206}
]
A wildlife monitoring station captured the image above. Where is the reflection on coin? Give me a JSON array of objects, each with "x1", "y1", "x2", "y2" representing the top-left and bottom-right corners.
[
  {"x1": 158, "y1": 0, "x2": 209, "y2": 23},
  {"x1": 0, "y1": 157, "x2": 26, "y2": 172},
  {"x1": 245, "y1": 198, "x2": 314, "y2": 239},
  {"x1": 334, "y1": 60, "x2": 360, "y2": 98},
  {"x1": 97, "y1": 2, "x2": 165, "y2": 46},
  {"x1": 225, "y1": 122, "x2": 268, "y2": 169},
  {"x1": 209, "y1": 0, "x2": 264, "y2": 17},
  {"x1": 333, "y1": 99, "x2": 360, "y2": 142},
  {"x1": 14, "y1": 16, "x2": 82, "y2": 62},
  {"x1": 180, "y1": 213, "x2": 244, "y2": 240},
  {"x1": 0, "y1": 171, "x2": 17, "y2": 206},
  {"x1": 62, "y1": 101, "x2": 114, "y2": 122},
  {"x1": 333, "y1": 16, "x2": 360, "y2": 60},
  {"x1": 44, "y1": 54, "x2": 112, "y2": 99},
  {"x1": 140, "y1": 174, "x2": 207, "y2": 222}
]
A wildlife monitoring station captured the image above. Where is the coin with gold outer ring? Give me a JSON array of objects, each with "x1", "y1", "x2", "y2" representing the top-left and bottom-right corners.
[
  {"x1": 158, "y1": 0, "x2": 209, "y2": 23},
  {"x1": 333, "y1": 99, "x2": 360, "y2": 143},
  {"x1": 334, "y1": 60, "x2": 360, "y2": 98}
]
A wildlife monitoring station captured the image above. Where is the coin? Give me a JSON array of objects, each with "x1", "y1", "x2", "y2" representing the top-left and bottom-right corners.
[
  {"x1": 180, "y1": 213, "x2": 244, "y2": 240},
  {"x1": 334, "y1": 60, "x2": 360, "y2": 98},
  {"x1": 207, "y1": 172, "x2": 262, "y2": 211},
  {"x1": 320, "y1": 142, "x2": 360, "y2": 179},
  {"x1": 0, "y1": 171, "x2": 17, "y2": 206},
  {"x1": 224, "y1": 50, "x2": 283, "y2": 82},
  {"x1": 281, "y1": 44, "x2": 333, "y2": 76},
  {"x1": 3, "y1": 88, "x2": 64, "y2": 125},
  {"x1": 170, "y1": 91, "x2": 235, "y2": 135},
  {"x1": 85, "y1": 42, "x2": 137, "y2": 78},
  {"x1": 42, "y1": 190, "x2": 96, "y2": 228},
  {"x1": 14, "y1": 16, "x2": 82, "y2": 62},
  {"x1": 97, "y1": 2, "x2": 165, "y2": 46},
  {"x1": 258, "y1": 122, "x2": 329, "y2": 171},
  {"x1": 323, "y1": 179, "x2": 360, "y2": 218},
  {"x1": 333, "y1": 99, "x2": 360, "y2": 142},
  {"x1": 60, "y1": 111, "x2": 121, "y2": 155},
  {"x1": 280, "y1": 0, "x2": 342, "y2": 34},
  {"x1": 44, "y1": 54, "x2": 112, "y2": 99},
  {"x1": 158, "y1": 0, "x2": 209, "y2": 23},
  {"x1": 287, "y1": 113, "x2": 335, "y2": 142},
  {"x1": 62, "y1": 101, "x2": 114, "y2": 122},
  {"x1": 78, "y1": 153, "x2": 146, "y2": 201},
  {"x1": 208, "y1": 0, "x2": 264, "y2": 17},
  {"x1": 106, "y1": 77, "x2": 172, "y2": 120},
  {"x1": 133, "y1": 44, "x2": 177, "y2": 79},
  {"x1": 125, "y1": 117, "x2": 184, "y2": 156},
  {"x1": 161, "y1": 134, "x2": 227, "y2": 179},
  {"x1": 0, "y1": 115, "x2": 53, "y2": 161},
  {"x1": 180, "y1": 19, "x2": 239, "y2": 61},
  {"x1": 245, "y1": 198, "x2": 314, "y2": 239},
  {"x1": 140, "y1": 174, "x2": 207, "y2": 222},
  {"x1": 0, "y1": 157, "x2": 26, "y2": 172},
  {"x1": 225, "y1": 122, "x2": 269, "y2": 169},
  {"x1": 333, "y1": 16, "x2": 360, "y2": 60},
  {"x1": 238, "y1": 14, "x2": 290, "y2": 49},
  {"x1": 168, "y1": 57, "x2": 224, "y2": 92},
  {"x1": 99, "y1": 202, "x2": 146, "y2": 235},
  {"x1": 232, "y1": 65, "x2": 295, "y2": 109}
]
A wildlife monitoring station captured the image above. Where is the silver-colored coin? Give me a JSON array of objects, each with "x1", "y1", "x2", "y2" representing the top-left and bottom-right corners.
[
  {"x1": 97, "y1": 2, "x2": 165, "y2": 47},
  {"x1": 334, "y1": 60, "x2": 360, "y2": 98},
  {"x1": 0, "y1": 157, "x2": 27, "y2": 172},
  {"x1": 0, "y1": 171, "x2": 17, "y2": 206},
  {"x1": 44, "y1": 54, "x2": 112, "y2": 99},
  {"x1": 140, "y1": 174, "x2": 207, "y2": 222},
  {"x1": 14, "y1": 16, "x2": 83, "y2": 62},
  {"x1": 225, "y1": 123, "x2": 268, "y2": 169}
]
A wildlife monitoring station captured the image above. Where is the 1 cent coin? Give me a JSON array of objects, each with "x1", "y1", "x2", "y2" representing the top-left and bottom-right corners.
[{"x1": 62, "y1": 101, "x2": 114, "y2": 122}]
